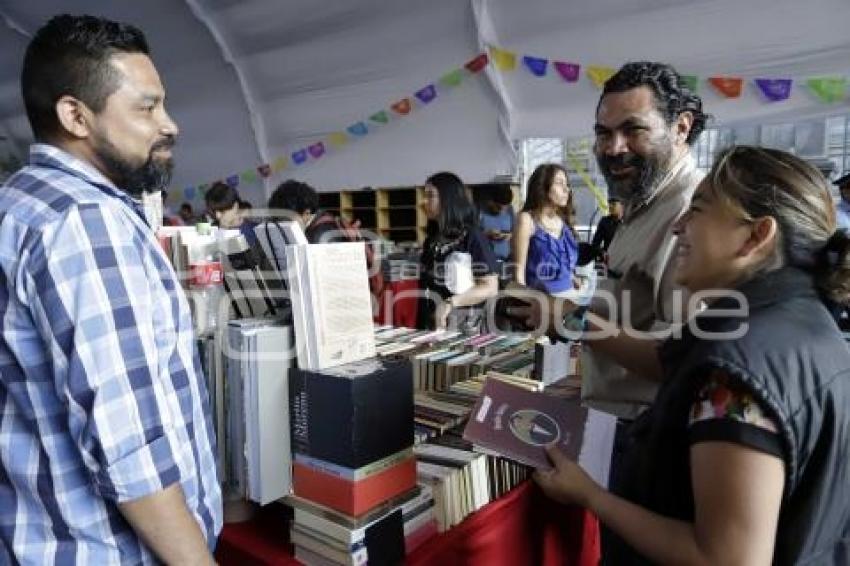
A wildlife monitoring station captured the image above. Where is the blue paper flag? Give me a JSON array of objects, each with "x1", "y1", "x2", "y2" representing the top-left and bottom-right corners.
[
  {"x1": 292, "y1": 149, "x2": 308, "y2": 165},
  {"x1": 415, "y1": 85, "x2": 437, "y2": 104},
  {"x1": 226, "y1": 174, "x2": 240, "y2": 188},
  {"x1": 755, "y1": 78, "x2": 792, "y2": 102},
  {"x1": 523, "y1": 56, "x2": 548, "y2": 77},
  {"x1": 347, "y1": 122, "x2": 368, "y2": 136}
]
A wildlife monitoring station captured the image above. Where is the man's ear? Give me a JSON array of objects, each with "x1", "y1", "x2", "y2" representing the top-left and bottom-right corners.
[
  {"x1": 55, "y1": 95, "x2": 92, "y2": 139},
  {"x1": 738, "y1": 216, "x2": 777, "y2": 259},
  {"x1": 674, "y1": 111, "x2": 694, "y2": 145}
]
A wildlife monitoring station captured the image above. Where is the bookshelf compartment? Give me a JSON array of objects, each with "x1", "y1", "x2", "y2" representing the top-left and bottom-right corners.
[{"x1": 349, "y1": 191, "x2": 376, "y2": 208}]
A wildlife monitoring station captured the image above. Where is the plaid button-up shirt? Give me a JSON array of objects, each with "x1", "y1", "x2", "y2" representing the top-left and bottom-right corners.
[{"x1": 0, "y1": 144, "x2": 221, "y2": 564}]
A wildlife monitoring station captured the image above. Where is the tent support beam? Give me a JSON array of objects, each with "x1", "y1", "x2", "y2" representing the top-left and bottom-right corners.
[
  {"x1": 470, "y1": 0, "x2": 518, "y2": 173},
  {"x1": 180, "y1": 0, "x2": 272, "y2": 196}
]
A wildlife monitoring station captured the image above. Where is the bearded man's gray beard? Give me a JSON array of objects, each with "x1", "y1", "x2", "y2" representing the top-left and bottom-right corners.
[{"x1": 597, "y1": 135, "x2": 674, "y2": 210}]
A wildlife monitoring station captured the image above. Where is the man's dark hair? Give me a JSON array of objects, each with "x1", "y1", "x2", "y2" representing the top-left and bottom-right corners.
[
  {"x1": 599, "y1": 61, "x2": 708, "y2": 145},
  {"x1": 21, "y1": 14, "x2": 150, "y2": 141},
  {"x1": 493, "y1": 184, "x2": 514, "y2": 206},
  {"x1": 205, "y1": 182, "x2": 239, "y2": 212},
  {"x1": 268, "y1": 179, "x2": 319, "y2": 214},
  {"x1": 426, "y1": 171, "x2": 477, "y2": 239}
]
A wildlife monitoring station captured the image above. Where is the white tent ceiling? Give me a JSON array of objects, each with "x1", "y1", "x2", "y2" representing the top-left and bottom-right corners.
[{"x1": 1, "y1": 0, "x2": 849, "y2": 205}]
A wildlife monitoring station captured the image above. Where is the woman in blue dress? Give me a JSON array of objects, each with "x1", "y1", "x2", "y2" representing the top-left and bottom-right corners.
[{"x1": 513, "y1": 163, "x2": 588, "y2": 300}]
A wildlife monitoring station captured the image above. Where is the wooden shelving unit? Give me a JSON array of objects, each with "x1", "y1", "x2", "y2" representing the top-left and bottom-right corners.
[
  {"x1": 316, "y1": 182, "x2": 519, "y2": 244},
  {"x1": 318, "y1": 187, "x2": 428, "y2": 243}
]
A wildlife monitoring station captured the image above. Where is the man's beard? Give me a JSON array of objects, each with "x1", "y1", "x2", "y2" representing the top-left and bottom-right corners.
[
  {"x1": 93, "y1": 133, "x2": 175, "y2": 198},
  {"x1": 597, "y1": 135, "x2": 674, "y2": 210}
]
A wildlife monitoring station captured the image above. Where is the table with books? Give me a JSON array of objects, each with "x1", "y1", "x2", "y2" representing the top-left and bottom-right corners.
[
  {"x1": 215, "y1": 481, "x2": 600, "y2": 566},
  {"x1": 214, "y1": 326, "x2": 611, "y2": 566}
]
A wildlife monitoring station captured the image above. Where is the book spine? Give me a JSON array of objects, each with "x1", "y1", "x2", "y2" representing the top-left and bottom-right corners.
[
  {"x1": 289, "y1": 370, "x2": 310, "y2": 455},
  {"x1": 294, "y1": 448, "x2": 414, "y2": 482}
]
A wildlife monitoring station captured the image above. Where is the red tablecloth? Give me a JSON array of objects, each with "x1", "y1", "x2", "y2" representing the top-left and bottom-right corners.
[
  {"x1": 215, "y1": 481, "x2": 600, "y2": 566},
  {"x1": 374, "y1": 279, "x2": 419, "y2": 328}
]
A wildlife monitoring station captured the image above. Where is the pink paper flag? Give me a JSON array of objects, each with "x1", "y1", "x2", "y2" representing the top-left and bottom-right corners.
[{"x1": 553, "y1": 61, "x2": 580, "y2": 82}]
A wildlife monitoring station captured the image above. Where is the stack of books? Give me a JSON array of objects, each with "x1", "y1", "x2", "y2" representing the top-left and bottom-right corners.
[
  {"x1": 373, "y1": 326, "x2": 543, "y2": 392},
  {"x1": 198, "y1": 318, "x2": 294, "y2": 506},
  {"x1": 287, "y1": 484, "x2": 437, "y2": 565},
  {"x1": 414, "y1": 431, "x2": 532, "y2": 532},
  {"x1": 286, "y1": 357, "x2": 432, "y2": 564}
]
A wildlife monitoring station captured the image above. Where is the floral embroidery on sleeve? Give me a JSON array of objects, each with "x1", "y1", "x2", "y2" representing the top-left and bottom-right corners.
[{"x1": 689, "y1": 370, "x2": 778, "y2": 433}]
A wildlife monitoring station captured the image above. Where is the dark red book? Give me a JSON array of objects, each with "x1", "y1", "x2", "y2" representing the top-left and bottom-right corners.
[{"x1": 462, "y1": 378, "x2": 616, "y2": 482}]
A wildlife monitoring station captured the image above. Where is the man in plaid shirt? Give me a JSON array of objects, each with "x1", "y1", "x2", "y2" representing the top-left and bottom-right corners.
[{"x1": 0, "y1": 15, "x2": 221, "y2": 564}]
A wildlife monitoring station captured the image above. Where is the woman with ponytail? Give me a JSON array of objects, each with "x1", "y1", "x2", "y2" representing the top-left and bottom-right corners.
[{"x1": 533, "y1": 146, "x2": 850, "y2": 564}]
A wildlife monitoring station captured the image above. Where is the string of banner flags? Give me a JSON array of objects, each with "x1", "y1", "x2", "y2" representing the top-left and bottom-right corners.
[{"x1": 170, "y1": 45, "x2": 848, "y2": 203}]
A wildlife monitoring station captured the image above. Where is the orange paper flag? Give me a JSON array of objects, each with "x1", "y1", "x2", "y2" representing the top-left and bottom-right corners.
[
  {"x1": 709, "y1": 77, "x2": 744, "y2": 98},
  {"x1": 391, "y1": 98, "x2": 412, "y2": 115}
]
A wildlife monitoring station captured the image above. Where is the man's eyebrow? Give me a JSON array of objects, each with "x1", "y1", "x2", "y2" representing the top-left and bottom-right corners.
[
  {"x1": 594, "y1": 116, "x2": 650, "y2": 132},
  {"x1": 139, "y1": 93, "x2": 163, "y2": 104}
]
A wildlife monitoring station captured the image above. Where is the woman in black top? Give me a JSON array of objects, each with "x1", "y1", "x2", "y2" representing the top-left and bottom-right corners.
[
  {"x1": 418, "y1": 172, "x2": 498, "y2": 331},
  {"x1": 533, "y1": 146, "x2": 850, "y2": 564}
]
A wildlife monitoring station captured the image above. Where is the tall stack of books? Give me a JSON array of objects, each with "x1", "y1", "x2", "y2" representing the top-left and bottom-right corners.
[{"x1": 286, "y1": 357, "x2": 436, "y2": 564}]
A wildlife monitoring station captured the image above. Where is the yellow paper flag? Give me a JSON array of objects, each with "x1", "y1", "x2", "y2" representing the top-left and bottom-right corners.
[
  {"x1": 587, "y1": 66, "x2": 616, "y2": 89},
  {"x1": 328, "y1": 132, "x2": 348, "y2": 147},
  {"x1": 489, "y1": 46, "x2": 517, "y2": 71},
  {"x1": 272, "y1": 156, "x2": 288, "y2": 173}
]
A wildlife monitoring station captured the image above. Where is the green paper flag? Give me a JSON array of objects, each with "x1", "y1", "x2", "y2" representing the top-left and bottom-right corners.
[
  {"x1": 241, "y1": 169, "x2": 257, "y2": 183},
  {"x1": 439, "y1": 69, "x2": 464, "y2": 88},
  {"x1": 807, "y1": 77, "x2": 847, "y2": 103},
  {"x1": 682, "y1": 75, "x2": 699, "y2": 93},
  {"x1": 370, "y1": 110, "x2": 389, "y2": 124}
]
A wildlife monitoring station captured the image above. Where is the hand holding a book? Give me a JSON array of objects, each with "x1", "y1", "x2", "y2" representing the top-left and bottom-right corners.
[{"x1": 533, "y1": 444, "x2": 602, "y2": 509}]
